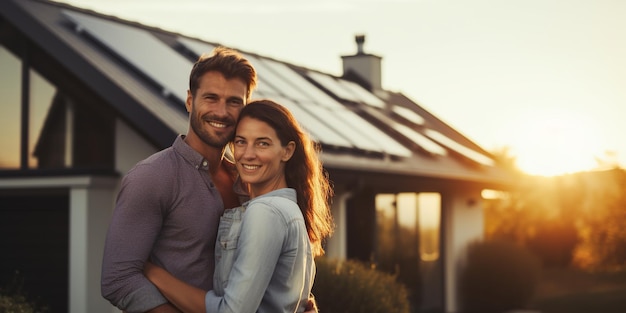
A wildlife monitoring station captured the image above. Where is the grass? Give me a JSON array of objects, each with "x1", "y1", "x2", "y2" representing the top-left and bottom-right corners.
[{"x1": 528, "y1": 268, "x2": 626, "y2": 313}]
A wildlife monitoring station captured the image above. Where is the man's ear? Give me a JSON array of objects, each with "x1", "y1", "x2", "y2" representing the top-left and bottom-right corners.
[
  {"x1": 185, "y1": 90, "x2": 193, "y2": 113},
  {"x1": 282, "y1": 141, "x2": 296, "y2": 162}
]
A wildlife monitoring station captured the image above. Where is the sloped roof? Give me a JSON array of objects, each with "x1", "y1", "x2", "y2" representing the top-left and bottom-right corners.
[{"x1": 0, "y1": 0, "x2": 514, "y2": 188}]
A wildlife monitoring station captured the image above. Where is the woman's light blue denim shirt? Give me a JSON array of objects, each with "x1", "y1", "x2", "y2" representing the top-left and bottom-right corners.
[{"x1": 206, "y1": 188, "x2": 314, "y2": 313}]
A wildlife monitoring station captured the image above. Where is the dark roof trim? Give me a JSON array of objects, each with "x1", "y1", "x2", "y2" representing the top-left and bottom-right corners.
[{"x1": 0, "y1": 0, "x2": 177, "y2": 149}]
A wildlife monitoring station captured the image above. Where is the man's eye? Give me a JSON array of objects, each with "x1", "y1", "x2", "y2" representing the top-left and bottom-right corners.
[{"x1": 228, "y1": 99, "x2": 244, "y2": 107}]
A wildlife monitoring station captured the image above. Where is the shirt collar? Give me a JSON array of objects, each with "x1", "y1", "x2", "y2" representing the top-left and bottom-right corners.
[{"x1": 173, "y1": 135, "x2": 209, "y2": 171}]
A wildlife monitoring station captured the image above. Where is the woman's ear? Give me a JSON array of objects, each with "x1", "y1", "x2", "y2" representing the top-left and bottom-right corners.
[{"x1": 282, "y1": 141, "x2": 296, "y2": 162}]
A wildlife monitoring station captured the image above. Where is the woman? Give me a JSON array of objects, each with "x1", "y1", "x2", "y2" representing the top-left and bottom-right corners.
[{"x1": 144, "y1": 99, "x2": 334, "y2": 313}]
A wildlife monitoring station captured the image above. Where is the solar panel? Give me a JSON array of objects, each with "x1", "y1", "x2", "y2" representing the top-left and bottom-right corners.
[
  {"x1": 333, "y1": 109, "x2": 412, "y2": 157},
  {"x1": 393, "y1": 124, "x2": 447, "y2": 156},
  {"x1": 62, "y1": 10, "x2": 192, "y2": 103},
  {"x1": 259, "y1": 59, "x2": 344, "y2": 109},
  {"x1": 270, "y1": 96, "x2": 353, "y2": 148},
  {"x1": 392, "y1": 105, "x2": 426, "y2": 125},
  {"x1": 176, "y1": 37, "x2": 216, "y2": 58},
  {"x1": 242, "y1": 54, "x2": 311, "y2": 102},
  {"x1": 338, "y1": 79, "x2": 386, "y2": 108},
  {"x1": 306, "y1": 71, "x2": 360, "y2": 103},
  {"x1": 363, "y1": 107, "x2": 446, "y2": 156},
  {"x1": 424, "y1": 129, "x2": 494, "y2": 166}
]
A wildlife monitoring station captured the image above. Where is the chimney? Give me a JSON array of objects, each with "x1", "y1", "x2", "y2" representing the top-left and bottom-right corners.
[{"x1": 341, "y1": 34, "x2": 382, "y2": 91}]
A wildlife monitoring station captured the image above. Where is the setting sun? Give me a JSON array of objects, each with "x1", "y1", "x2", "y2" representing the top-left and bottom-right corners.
[{"x1": 509, "y1": 111, "x2": 605, "y2": 176}]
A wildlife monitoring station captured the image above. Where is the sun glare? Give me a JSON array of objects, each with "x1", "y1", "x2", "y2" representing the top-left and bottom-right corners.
[{"x1": 510, "y1": 111, "x2": 604, "y2": 176}]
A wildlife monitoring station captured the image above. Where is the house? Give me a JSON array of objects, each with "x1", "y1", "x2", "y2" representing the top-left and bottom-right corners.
[{"x1": 0, "y1": 0, "x2": 514, "y2": 312}]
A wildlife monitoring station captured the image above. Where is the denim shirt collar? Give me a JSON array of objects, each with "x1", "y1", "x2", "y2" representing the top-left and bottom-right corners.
[{"x1": 243, "y1": 188, "x2": 297, "y2": 208}]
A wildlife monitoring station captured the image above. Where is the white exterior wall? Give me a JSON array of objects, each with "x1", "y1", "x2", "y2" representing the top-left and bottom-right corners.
[
  {"x1": 324, "y1": 190, "x2": 350, "y2": 260},
  {"x1": 69, "y1": 178, "x2": 118, "y2": 313},
  {"x1": 443, "y1": 190, "x2": 484, "y2": 313},
  {"x1": 115, "y1": 119, "x2": 159, "y2": 176}
]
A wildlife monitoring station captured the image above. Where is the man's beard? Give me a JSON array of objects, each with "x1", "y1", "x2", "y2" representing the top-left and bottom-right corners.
[{"x1": 189, "y1": 107, "x2": 235, "y2": 149}]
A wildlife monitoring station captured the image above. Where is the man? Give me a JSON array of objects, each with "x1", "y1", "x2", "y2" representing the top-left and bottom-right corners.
[{"x1": 101, "y1": 47, "x2": 257, "y2": 313}]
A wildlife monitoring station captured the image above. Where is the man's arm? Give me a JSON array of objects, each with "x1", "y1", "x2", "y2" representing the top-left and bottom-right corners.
[
  {"x1": 305, "y1": 296, "x2": 318, "y2": 313},
  {"x1": 122, "y1": 304, "x2": 181, "y2": 313},
  {"x1": 145, "y1": 303, "x2": 183, "y2": 313},
  {"x1": 101, "y1": 164, "x2": 171, "y2": 312}
]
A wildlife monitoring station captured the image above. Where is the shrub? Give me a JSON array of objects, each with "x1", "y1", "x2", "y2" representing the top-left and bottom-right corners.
[
  {"x1": 0, "y1": 294, "x2": 47, "y2": 313},
  {"x1": 312, "y1": 257, "x2": 410, "y2": 313},
  {"x1": 0, "y1": 271, "x2": 49, "y2": 313},
  {"x1": 527, "y1": 220, "x2": 579, "y2": 268},
  {"x1": 459, "y1": 239, "x2": 541, "y2": 313}
]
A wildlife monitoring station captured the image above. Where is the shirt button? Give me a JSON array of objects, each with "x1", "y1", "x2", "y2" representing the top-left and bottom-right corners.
[{"x1": 202, "y1": 161, "x2": 208, "y2": 167}]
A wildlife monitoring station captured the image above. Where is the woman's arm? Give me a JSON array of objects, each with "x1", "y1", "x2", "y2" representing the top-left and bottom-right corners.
[{"x1": 144, "y1": 262, "x2": 206, "y2": 313}]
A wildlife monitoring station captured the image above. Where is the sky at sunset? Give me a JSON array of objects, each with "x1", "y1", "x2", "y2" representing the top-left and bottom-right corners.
[{"x1": 57, "y1": 0, "x2": 626, "y2": 176}]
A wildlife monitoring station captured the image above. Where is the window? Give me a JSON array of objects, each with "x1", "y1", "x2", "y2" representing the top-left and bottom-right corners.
[
  {"x1": 376, "y1": 192, "x2": 440, "y2": 261},
  {"x1": 0, "y1": 46, "x2": 21, "y2": 169},
  {"x1": 417, "y1": 193, "x2": 441, "y2": 261},
  {"x1": 29, "y1": 69, "x2": 58, "y2": 168},
  {"x1": 375, "y1": 192, "x2": 442, "y2": 311},
  {"x1": 0, "y1": 42, "x2": 114, "y2": 172}
]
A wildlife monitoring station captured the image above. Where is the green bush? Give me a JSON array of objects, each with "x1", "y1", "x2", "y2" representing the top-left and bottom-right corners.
[
  {"x1": 0, "y1": 294, "x2": 47, "y2": 313},
  {"x1": 312, "y1": 257, "x2": 410, "y2": 313},
  {"x1": 459, "y1": 239, "x2": 541, "y2": 313},
  {"x1": 0, "y1": 272, "x2": 49, "y2": 313}
]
